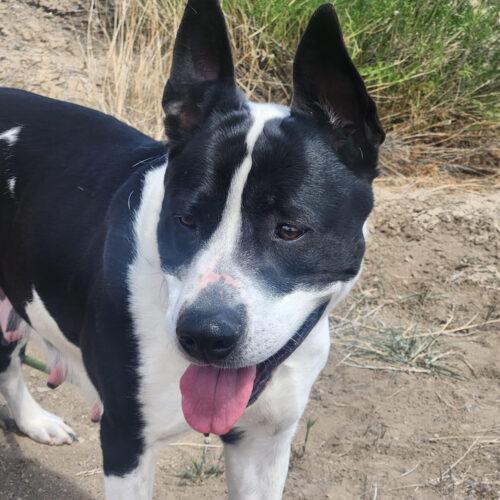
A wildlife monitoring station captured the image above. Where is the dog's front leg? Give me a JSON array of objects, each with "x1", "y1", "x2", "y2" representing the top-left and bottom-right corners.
[
  {"x1": 223, "y1": 318, "x2": 331, "y2": 500},
  {"x1": 101, "y1": 416, "x2": 155, "y2": 500},
  {"x1": 224, "y1": 422, "x2": 297, "y2": 500}
]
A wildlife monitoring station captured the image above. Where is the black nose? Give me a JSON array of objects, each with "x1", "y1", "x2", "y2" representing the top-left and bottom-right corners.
[{"x1": 176, "y1": 305, "x2": 245, "y2": 363}]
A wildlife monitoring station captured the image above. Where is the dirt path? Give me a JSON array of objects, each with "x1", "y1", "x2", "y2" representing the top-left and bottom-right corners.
[{"x1": 1, "y1": 2, "x2": 499, "y2": 499}]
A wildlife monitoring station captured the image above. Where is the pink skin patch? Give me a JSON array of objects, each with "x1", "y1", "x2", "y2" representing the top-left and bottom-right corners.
[
  {"x1": 47, "y1": 363, "x2": 66, "y2": 389},
  {"x1": 0, "y1": 292, "x2": 25, "y2": 344},
  {"x1": 180, "y1": 364, "x2": 256, "y2": 435},
  {"x1": 0, "y1": 288, "x2": 102, "y2": 426},
  {"x1": 90, "y1": 401, "x2": 103, "y2": 423},
  {"x1": 196, "y1": 256, "x2": 242, "y2": 292},
  {"x1": 198, "y1": 271, "x2": 242, "y2": 291},
  {"x1": 2, "y1": 328, "x2": 24, "y2": 344}
]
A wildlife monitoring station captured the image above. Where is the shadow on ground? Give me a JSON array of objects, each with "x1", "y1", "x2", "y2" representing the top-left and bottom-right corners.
[{"x1": 0, "y1": 407, "x2": 93, "y2": 500}]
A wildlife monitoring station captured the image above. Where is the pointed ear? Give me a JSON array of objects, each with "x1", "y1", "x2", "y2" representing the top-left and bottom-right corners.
[
  {"x1": 162, "y1": 0, "x2": 238, "y2": 145},
  {"x1": 291, "y1": 4, "x2": 385, "y2": 173}
]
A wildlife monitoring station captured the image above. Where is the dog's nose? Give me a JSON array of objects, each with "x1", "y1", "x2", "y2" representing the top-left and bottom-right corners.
[{"x1": 176, "y1": 306, "x2": 245, "y2": 363}]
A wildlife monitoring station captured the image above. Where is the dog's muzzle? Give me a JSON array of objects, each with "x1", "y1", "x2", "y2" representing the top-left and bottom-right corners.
[
  {"x1": 248, "y1": 301, "x2": 328, "y2": 405},
  {"x1": 176, "y1": 283, "x2": 246, "y2": 364},
  {"x1": 176, "y1": 284, "x2": 328, "y2": 436}
]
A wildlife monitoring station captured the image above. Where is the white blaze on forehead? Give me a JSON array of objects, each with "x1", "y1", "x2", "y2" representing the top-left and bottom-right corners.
[
  {"x1": 0, "y1": 126, "x2": 22, "y2": 146},
  {"x1": 203, "y1": 103, "x2": 289, "y2": 264}
]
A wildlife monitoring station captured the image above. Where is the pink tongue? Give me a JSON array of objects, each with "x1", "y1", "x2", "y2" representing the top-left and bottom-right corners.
[{"x1": 180, "y1": 364, "x2": 256, "y2": 435}]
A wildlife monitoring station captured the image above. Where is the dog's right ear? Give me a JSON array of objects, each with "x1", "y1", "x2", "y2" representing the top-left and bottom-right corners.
[{"x1": 162, "y1": 0, "x2": 237, "y2": 146}]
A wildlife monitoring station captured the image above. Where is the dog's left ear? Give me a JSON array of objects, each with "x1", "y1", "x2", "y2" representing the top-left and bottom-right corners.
[
  {"x1": 162, "y1": 0, "x2": 238, "y2": 146},
  {"x1": 291, "y1": 4, "x2": 385, "y2": 174}
]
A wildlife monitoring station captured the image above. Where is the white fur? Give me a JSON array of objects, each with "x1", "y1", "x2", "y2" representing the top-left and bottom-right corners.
[
  {"x1": 362, "y1": 218, "x2": 370, "y2": 240},
  {"x1": 0, "y1": 342, "x2": 76, "y2": 445},
  {"x1": 0, "y1": 288, "x2": 99, "y2": 445},
  {"x1": 128, "y1": 163, "x2": 189, "y2": 447},
  {"x1": 7, "y1": 177, "x2": 16, "y2": 195},
  {"x1": 0, "y1": 126, "x2": 22, "y2": 146},
  {"x1": 25, "y1": 289, "x2": 99, "y2": 404},
  {"x1": 105, "y1": 163, "x2": 188, "y2": 497},
  {"x1": 214, "y1": 102, "x2": 290, "y2": 254},
  {"x1": 225, "y1": 316, "x2": 331, "y2": 500},
  {"x1": 162, "y1": 103, "x2": 290, "y2": 326},
  {"x1": 104, "y1": 450, "x2": 156, "y2": 500}
]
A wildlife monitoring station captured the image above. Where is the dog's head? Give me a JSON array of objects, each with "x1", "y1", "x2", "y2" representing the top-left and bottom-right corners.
[{"x1": 156, "y1": 0, "x2": 384, "y2": 434}]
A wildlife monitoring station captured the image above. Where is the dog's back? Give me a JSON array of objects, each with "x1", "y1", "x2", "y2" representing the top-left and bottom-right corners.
[
  {"x1": 0, "y1": 88, "x2": 166, "y2": 340},
  {"x1": 0, "y1": 88, "x2": 165, "y2": 210}
]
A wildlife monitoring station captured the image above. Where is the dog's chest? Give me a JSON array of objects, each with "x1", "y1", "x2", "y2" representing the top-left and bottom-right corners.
[
  {"x1": 128, "y1": 252, "x2": 189, "y2": 442},
  {"x1": 127, "y1": 164, "x2": 191, "y2": 442}
]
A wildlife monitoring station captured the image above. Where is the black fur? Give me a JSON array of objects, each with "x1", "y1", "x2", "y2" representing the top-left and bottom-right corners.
[
  {"x1": 0, "y1": 88, "x2": 166, "y2": 476},
  {"x1": 162, "y1": 0, "x2": 242, "y2": 149},
  {"x1": 291, "y1": 4, "x2": 384, "y2": 177},
  {"x1": 0, "y1": 342, "x2": 16, "y2": 372},
  {"x1": 240, "y1": 116, "x2": 373, "y2": 294},
  {"x1": 158, "y1": 108, "x2": 251, "y2": 274},
  {"x1": 220, "y1": 427, "x2": 245, "y2": 445},
  {"x1": 6, "y1": 309, "x2": 21, "y2": 333}
]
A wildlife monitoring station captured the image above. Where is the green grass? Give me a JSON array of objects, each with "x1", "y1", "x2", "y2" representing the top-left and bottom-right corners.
[
  {"x1": 89, "y1": 0, "x2": 499, "y2": 174},
  {"x1": 179, "y1": 447, "x2": 224, "y2": 484},
  {"x1": 348, "y1": 327, "x2": 460, "y2": 377},
  {"x1": 225, "y1": 0, "x2": 498, "y2": 128},
  {"x1": 292, "y1": 417, "x2": 318, "y2": 461}
]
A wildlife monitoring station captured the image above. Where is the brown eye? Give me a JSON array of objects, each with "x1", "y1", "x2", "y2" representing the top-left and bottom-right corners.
[
  {"x1": 276, "y1": 224, "x2": 306, "y2": 241},
  {"x1": 177, "y1": 215, "x2": 196, "y2": 228}
]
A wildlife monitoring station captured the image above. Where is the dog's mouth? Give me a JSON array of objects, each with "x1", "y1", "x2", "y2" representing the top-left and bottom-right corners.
[{"x1": 179, "y1": 303, "x2": 327, "y2": 436}]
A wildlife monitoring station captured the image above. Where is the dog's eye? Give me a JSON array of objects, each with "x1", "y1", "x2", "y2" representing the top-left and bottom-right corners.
[
  {"x1": 276, "y1": 224, "x2": 306, "y2": 241},
  {"x1": 176, "y1": 215, "x2": 196, "y2": 229}
]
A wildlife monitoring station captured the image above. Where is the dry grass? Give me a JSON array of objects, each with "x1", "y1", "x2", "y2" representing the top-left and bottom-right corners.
[
  {"x1": 329, "y1": 281, "x2": 498, "y2": 379},
  {"x1": 84, "y1": 0, "x2": 289, "y2": 140},
  {"x1": 86, "y1": 0, "x2": 177, "y2": 139},
  {"x1": 84, "y1": 0, "x2": 499, "y2": 177},
  {"x1": 385, "y1": 432, "x2": 500, "y2": 498},
  {"x1": 380, "y1": 124, "x2": 499, "y2": 177}
]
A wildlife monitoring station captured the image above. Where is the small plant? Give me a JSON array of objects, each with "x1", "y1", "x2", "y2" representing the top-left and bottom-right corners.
[
  {"x1": 291, "y1": 417, "x2": 318, "y2": 464},
  {"x1": 179, "y1": 446, "x2": 224, "y2": 485},
  {"x1": 351, "y1": 327, "x2": 459, "y2": 376}
]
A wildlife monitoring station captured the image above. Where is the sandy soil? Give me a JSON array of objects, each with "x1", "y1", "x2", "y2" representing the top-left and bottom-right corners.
[{"x1": 1, "y1": 2, "x2": 499, "y2": 499}]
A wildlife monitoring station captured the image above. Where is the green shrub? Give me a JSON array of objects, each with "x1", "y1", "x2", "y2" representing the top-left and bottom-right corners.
[
  {"x1": 225, "y1": 0, "x2": 498, "y2": 126},
  {"x1": 88, "y1": 0, "x2": 499, "y2": 174}
]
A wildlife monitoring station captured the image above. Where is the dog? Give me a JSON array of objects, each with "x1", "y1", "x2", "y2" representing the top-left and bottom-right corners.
[{"x1": 0, "y1": 1, "x2": 384, "y2": 498}]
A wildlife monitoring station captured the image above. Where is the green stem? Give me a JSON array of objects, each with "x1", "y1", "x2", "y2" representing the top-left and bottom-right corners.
[{"x1": 22, "y1": 355, "x2": 49, "y2": 374}]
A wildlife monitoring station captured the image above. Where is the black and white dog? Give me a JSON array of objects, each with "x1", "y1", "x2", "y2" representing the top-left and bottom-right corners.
[{"x1": 0, "y1": 1, "x2": 384, "y2": 497}]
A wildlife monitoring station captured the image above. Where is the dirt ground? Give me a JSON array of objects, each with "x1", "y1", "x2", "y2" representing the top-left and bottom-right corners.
[{"x1": 0, "y1": 2, "x2": 499, "y2": 499}]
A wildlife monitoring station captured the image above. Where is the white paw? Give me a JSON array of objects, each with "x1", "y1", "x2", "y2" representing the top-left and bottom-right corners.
[{"x1": 17, "y1": 408, "x2": 77, "y2": 446}]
